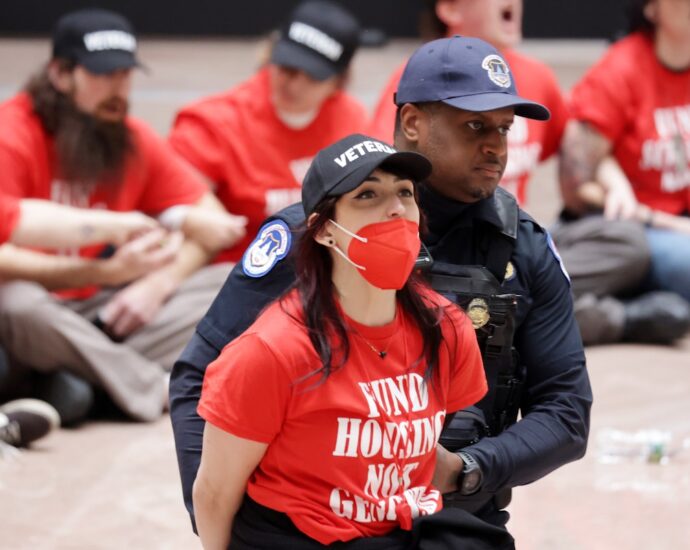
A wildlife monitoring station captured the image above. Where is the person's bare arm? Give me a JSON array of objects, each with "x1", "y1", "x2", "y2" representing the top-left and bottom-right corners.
[
  {"x1": 0, "y1": 229, "x2": 181, "y2": 290},
  {"x1": 432, "y1": 443, "x2": 463, "y2": 494},
  {"x1": 559, "y1": 121, "x2": 639, "y2": 218},
  {"x1": 636, "y1": 205, "x2": 690, "y2": 234},
  {"x1": 580, "y1": 175, "x2": 690, "y2": 235},
  {"x1": 99, "y1": 235, "x2": 208, "y2": 337},
  {"x1": 99, "y1": 192, "x2": 237, "y2": 338},
  {"x1": 194, "y1": 423, "x2": 267, "y2": 550},
  {"x1": 0, "y1": 245, "x2": 116, "y2": 290},
  {"x1": 178, "y1": 192, "x2": 247, "y2": 254},
  {"x1": 11, "y1": 200, "x2": 159, "y2": 248}
]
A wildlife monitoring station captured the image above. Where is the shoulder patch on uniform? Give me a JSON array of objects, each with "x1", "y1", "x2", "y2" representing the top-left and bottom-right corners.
[
  {"x1": 242, "y1": 220, "x2": 292, "y2": 278},
  {"x1": 546, "y1": 232, "x2": 570, "y2": 284}
]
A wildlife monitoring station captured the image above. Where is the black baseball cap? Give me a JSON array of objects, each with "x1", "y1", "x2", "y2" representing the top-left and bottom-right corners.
[
  {"x1": 302, "y1": 134, "x2": 432, "y2": 216},
  {"x1": 395, "y1": 36, "x2": 550, "y2": 120},
  {"x1": 270, "y1": 1, "x2": 360, "y2": 81},
  {"x1": 52, "y1": 8, "x2": 144, "y2": 75}
]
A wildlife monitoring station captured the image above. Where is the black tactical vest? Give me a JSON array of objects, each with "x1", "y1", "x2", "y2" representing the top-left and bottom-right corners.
[{"x1": 422, "y1": 190, "x2": 524, "y2": 450}]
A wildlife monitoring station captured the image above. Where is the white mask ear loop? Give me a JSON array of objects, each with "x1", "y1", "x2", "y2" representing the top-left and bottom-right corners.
[
  {"x1": 329, "y1": 219, "x2": 367, "y2": 243},
  {"x1": 328, "y1": 219, "x2": 366, "y2": 270}
]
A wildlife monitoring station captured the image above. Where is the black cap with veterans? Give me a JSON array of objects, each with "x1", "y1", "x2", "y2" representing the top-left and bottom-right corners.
[
  {"x1": 271, "y1": 0, "x2": 360, "y2": 80},
  {"x1": 170, "y1": 35, "x2": 592, "y2": 547},
  {"x1": 301, "y1": 133, "x2": 430, "y2": 215},
  {"x1": 52, "y1": 8, "x2": 145, "y2": 73}
]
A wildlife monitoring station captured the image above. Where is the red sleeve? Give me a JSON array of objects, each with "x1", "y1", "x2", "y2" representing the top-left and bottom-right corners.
[
  {"x1": 198, "y1": 332, "x2": 293, "y2": 444},
  {"x1": 568, "y1": 41, "x2": 636, "y2": 144},
  {"x1": 0, "y1": 194, "x2": 21, "y2": 244},
  {"x1": 441, "y1": 304, "x2": 488, "y2": 414},
  {"x1": 168, "y1": 109, "x2": 227, "y2": 184},
  {"x1": 132, "y1": 121, "x2": 208, "y2": 214},
  {"x1": 0, "y1": 148, "x2": 28, "y2": 199},
  {"x1": 367, "y1": 63, "x2": 405, "y2": 143},
  {"x1": 0, "y1": 121, "x2": 35, "y2": 200}
]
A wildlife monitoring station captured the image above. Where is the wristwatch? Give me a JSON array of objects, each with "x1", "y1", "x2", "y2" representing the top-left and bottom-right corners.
[{"x1": 457, "y1": 451, "x2": 483, "y2": 495}]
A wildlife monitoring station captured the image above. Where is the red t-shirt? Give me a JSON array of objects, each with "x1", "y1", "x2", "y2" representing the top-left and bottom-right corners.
[
  {"x1": 168, "y1": 68, "x2": 369, "y2": 263},
  {"x1": 198, "y1": 286, "x2": 486, "y2": 545},
  {"x1": 368, "y1": 49, "x2": 568, "y2": 205},
  {"x1": 0, "y1": 194, "x2": 20, "y2": 244},
  {"x1": 569, "y1": 32, "x2": 690, "y2": 214},
  {"x1": 0, "y1": 93, "x2": 208, "y2": 299}
]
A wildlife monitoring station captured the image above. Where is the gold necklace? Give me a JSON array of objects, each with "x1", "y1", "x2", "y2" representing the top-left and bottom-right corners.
[
  {"x1": 357, "y1": 335, "x2": 392, "y2": 359},
  {"x1": 350, "y1": 322, "x2": 396, "y2": 359}
]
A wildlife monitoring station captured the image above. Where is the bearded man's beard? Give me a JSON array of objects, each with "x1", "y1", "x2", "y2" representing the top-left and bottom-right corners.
[{"x1": 26, "y1": 69, "x2": 134, "y2": 185}]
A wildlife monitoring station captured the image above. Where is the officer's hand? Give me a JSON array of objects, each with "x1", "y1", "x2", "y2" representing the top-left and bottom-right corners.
[
  {"x1": 432, "y1": 444, "x2": 463, "y2": 494},
  {"x1": 182, "y1": 208, "x2": 248, "y2": 254},
  {"x1": 101, "y1": 229, "x2": 182, "y2": 287}
]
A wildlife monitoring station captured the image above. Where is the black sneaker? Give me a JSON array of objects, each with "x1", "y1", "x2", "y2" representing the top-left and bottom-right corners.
[
  {"x1": 33, "y1": 371, "x2": 94, "y2": 427},
  {"x1": 622, "y1": 291, "x2": 690, "y2": 344},
  {"x1": 0, "y1": 398, "x2": 60, "y2": 447}
]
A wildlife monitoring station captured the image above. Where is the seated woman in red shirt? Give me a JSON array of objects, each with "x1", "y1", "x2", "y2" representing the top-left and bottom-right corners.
[
  {"x1": 194, "y1": 135, "x2": 490, "y2": 549},
  {"x1": 562, "y1": 0, "x2": 690, "y2": 306},
  {"x1": 169, "y1": 1, "x2": 369, "y2": 265}
]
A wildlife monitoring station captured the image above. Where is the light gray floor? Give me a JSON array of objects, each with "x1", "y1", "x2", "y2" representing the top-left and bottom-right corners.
[{"x1": 1, "y1": 38, "x2": 689, "y2": 550}]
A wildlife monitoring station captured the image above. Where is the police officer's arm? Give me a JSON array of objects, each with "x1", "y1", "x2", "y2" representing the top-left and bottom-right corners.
[
  {"x1": 169, "y1": 210, "x2": 301, "y2": 531},
  {"x1": 463, "y1": 223, "x2": 592, "y2": 494}
]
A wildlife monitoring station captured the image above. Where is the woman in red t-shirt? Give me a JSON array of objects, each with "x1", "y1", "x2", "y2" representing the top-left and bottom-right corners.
[
  {"x1": 194, "y1": 134, "x2": 489, "y2": 549},
  {"x1": 562, "y1": 0, "x2": 690, "y2": 303}
]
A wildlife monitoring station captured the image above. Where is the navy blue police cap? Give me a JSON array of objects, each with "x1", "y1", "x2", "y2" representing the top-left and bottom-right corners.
[
  {"x1": 302, "y1": 134, "x2": 432, "y2": 216},
  {"x1": 395, "y1": 35, "x2": 550, "y2": 121}
]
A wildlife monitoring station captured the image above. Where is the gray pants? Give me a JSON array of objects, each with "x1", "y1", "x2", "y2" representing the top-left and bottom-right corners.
[
  {"x1": 0, "y1": 263, "x2": 231, "y2": 421},
  {"x1": 551, "y1": 217, "x2": 650, "y2": 345}
]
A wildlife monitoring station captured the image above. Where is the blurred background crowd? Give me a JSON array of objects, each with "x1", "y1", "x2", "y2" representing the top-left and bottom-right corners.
[{"x1": 0, "y1": 1, "x2": 688, "y2": 548}]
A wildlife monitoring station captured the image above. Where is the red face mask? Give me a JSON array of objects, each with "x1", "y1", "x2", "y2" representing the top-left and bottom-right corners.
[{"x1": 329, "y1": 218, "x2": 421, "y2": 290}]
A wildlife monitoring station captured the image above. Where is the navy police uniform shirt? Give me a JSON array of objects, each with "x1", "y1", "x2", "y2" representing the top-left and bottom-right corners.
[{"x1": 169, "y1": 187, "x2": 593, "y2": 528}]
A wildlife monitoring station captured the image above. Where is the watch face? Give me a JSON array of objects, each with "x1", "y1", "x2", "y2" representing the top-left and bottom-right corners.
[
  {"x1": 458, "y1": 452, "x2": 483, "y2": 495},
  {"x1": 461, "y1": 470, "x2": 482, "y2": 494}
]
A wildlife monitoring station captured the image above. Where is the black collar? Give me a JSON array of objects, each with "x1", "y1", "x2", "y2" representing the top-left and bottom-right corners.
[{"x1": 419, "y1": 184, "x2": 517, "y2": 243}]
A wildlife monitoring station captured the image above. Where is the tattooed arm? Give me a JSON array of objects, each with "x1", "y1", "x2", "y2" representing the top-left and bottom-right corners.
[{"x1": 559, "y1": 121, "x2": 638, "y2": 220}]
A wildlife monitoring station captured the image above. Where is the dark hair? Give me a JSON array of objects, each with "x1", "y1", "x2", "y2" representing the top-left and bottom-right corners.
[
  {"x1": 286, "y1": 179, "x2": 446, "y2": 388},
  {"x1": 24, "y1": 60, "x2": 76, "y2": 134},
  {"x1": 419, "y1": 0, "x2": 447, "y2": 41},
  {"x1": 626, "y1": 0, "x2": 654, "y2": 35},
  {"x1": 393, "y1": 102, "x2": 440, "y2": 140}
]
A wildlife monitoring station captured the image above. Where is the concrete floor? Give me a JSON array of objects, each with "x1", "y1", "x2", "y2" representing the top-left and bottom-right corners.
[{"x1": 1, "y1": 37, "x2": 689, "y2": 549}]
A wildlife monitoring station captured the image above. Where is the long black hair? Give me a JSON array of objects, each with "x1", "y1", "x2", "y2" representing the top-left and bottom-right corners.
[
  {"x1": 284, "y1": 173, "x2": 448, "y2": 387},
  {"x1": 627, "y1": 0, "x2": 654, "y2": 35}
]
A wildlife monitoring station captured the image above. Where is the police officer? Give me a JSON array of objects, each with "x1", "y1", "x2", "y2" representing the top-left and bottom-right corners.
[{"x1": 170, "y1": 36, "x2": 592, "y2": 541}]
